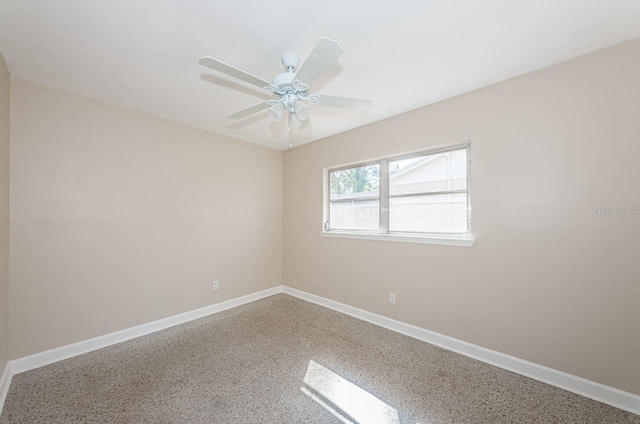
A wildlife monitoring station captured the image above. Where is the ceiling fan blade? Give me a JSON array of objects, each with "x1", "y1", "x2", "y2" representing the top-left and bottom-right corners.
[
  {"x1": 317, "y1": 95, "x2": 372, "y2": 112},
  {"x1": 199, "y1": 57, "x2": 271, "y2": 90},
  {"x1": 295, "y1": 38, "x2": 344, "y2": 87},
  {"x1": 227, "y1": 102, "x2": 270, "y2": 120},
  {"x1": 300, "y1": 118, "x2": 313, "y2": 131}
]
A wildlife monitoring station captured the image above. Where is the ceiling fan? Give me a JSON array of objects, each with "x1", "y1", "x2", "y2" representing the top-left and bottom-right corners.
[{"x1": 199, "y1": 38, "x2": 372, "y2": 132}]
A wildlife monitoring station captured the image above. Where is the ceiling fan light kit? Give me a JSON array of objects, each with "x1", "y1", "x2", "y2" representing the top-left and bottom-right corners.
[
  {"x1": 199, "y1": 38, "x2": 373, "y2": 142},
  {"x1": 268, "y1": 101, "x2": 286, "y2": 121},
  {"x1": 289, "y1": 111, "x2": 302, "y2": 129},
  {"x1": 292, "y1": 98, "x2": 310, "y2": 121}
]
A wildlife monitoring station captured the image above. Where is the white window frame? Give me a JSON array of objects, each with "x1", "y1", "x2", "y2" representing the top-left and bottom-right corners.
[{"x1": 321, "y1": 142, "x2": 475, "y2": 247}]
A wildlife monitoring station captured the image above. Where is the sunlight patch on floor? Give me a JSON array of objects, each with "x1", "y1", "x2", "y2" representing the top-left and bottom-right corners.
[{"x1": 302, "y1": 360, "x2": 400, "y2": 424}]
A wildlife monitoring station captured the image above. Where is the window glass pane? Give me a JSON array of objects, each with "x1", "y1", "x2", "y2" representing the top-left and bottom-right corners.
[
  {"x1": 330, "y1": 164, "x2": 380, "y2": 199},
  {"x1": 330, "y1": 199, "x2": 380, "y2": 231},
  {"x1": 329, "y1": 163, "x2": 380, "y2": 231},
  {"x1": 389, "y1": 148, "x2": 467, "y2": 196},
  {"x1": 389, "y1": 193, "x2": 468, "y2": 233}
]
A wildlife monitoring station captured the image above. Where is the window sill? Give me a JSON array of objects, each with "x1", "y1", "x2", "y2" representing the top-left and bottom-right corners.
[{"x1": 319, "y1": 231, "x2": 475, "y2": 247}]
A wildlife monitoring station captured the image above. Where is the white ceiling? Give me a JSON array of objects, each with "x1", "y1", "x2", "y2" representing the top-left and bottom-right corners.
[{"x1": 1, "y1": 1, "x2": 640, "y2": 151}]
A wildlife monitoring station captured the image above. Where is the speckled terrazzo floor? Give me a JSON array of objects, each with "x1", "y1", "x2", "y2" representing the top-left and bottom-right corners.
[{"x1": 1, "y1": 294, "x2": 638, "y2": 423}]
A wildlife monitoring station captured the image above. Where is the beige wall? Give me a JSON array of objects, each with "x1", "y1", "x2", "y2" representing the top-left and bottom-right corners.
[
  {"x1": 4, "y1": 37, "x2": 639, "y2": 396},
  {"x1": 9, "y1": 79, "x2": 282, "y2": 359},
  {"x1": 283, "y1": 38, "x2": 640, "y2": 395},
  {"x1": 0, "y1": 54, "x2": 9, "y2": 371}
]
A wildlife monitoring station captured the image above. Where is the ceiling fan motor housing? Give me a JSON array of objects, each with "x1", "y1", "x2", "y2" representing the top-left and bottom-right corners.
[{"x1": 272, "y1": 72, "x2": 296, "y2": 92}]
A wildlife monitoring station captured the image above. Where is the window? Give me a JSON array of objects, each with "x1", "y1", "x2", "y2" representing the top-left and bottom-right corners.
[
  {"x1": 323, "y1": 143, "x2": 473, "y2": 245},
  {"x1": 329, "y1": 163, "x2": 380, "y2": 231}
]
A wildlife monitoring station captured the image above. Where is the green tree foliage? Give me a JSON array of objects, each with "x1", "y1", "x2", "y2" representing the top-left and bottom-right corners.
[
  {"x1": 330, "y1": 162, "x2": 402, "y2": 196},
  {"x1": 331, "y1": 165, "x2": 379, "y2": 196}
]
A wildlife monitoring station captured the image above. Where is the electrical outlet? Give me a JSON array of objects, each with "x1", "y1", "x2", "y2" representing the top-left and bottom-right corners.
[
  {"x1": 389, "y1": 292, "x2": 395, "y2": 304},
  {"x1": 213, "y1": 281, "x2": 219, "y2": 290}
]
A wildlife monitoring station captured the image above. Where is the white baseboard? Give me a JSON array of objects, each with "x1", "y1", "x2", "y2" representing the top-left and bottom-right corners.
[
  {"x1": 1, "y1": 284, "x2": 638, "y2": 417},
  {"x1": 282, "y1": 286, "x2": 640, "y2": 416},
  {"x1": 8, "y1": 285, "x2": 283, "y2": 376},
  {"x1": 0, "y1": 285, "x2": 282, "y2": 414}
]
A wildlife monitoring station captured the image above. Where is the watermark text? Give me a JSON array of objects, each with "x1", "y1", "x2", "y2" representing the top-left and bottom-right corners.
[{"x1": 592, "y1": 207, "x2": 639, "y2": 217}]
